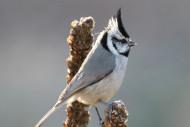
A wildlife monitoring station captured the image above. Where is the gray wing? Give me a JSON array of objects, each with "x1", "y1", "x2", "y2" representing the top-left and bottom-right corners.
[{"x1": 59, "y1": 42, "x2": 115, "y2": 101}]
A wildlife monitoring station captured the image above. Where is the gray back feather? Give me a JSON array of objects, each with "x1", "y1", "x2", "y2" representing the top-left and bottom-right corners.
[{"x1": 59, "y1": 39, "x2": 115, "y2": 101}]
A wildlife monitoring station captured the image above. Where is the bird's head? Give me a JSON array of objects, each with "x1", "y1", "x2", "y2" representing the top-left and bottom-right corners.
[{"x1": 101, "y1": 9, "x2": 136, "y2": 57}]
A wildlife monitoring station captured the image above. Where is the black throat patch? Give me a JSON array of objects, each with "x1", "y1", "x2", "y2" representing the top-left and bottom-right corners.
[{"x1": 120, "y1": 50, "x2": 130, "y2": 57}]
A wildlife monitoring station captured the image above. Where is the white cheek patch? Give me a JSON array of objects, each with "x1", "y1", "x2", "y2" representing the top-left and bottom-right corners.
[
  {"x1": 117, "y1": 44, "x2": 129, "y2": 53},
  {"x1": 107, "y1": 34, "x2": 119, "y2": 55},
  {"x1": 107, "y1": 29, "x2": 129, "y2": 55}
]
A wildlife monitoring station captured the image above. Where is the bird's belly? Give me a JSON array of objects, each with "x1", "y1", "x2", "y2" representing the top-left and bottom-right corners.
[{"x1": 76, "y1": 70, "x2": 125, "y2": 106}]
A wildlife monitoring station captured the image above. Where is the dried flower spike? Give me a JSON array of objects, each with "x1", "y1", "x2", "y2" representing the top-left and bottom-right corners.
[
  {"x1": 103, "y1": 100, "x2": 128, "y2": 127},
  {"x1": 64, "y1": 17, "x2": 95, "y2": 127}
]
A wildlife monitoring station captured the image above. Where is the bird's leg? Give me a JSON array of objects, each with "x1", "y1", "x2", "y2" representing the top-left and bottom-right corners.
[
  {"x1": 108, "y1": 102, "x2": 113, "y2": 120},
  {"x1": 99, "y1": 100, "x2": 113, "y2": 121},
  {"x1": 95, "y1": 107, "x2": 104, "y2": 126}
]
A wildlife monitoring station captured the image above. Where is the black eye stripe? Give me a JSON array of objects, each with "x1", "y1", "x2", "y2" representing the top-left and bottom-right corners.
[
  {"x1": 112, "y1": 36, "x2": 127, "y2": 44},
  {"x1": 112, "y1": 36, "x2": 120, "y2": 41},
  {"x1": 121, "y1": 39, "x2": 127, "y2": 44}
]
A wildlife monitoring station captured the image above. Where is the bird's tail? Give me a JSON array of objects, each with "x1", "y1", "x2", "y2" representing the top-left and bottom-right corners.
[{"x1": 34, "y1": 101, "x2": 62, "y2": 127}]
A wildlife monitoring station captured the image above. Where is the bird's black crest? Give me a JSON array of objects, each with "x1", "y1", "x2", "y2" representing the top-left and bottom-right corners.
[{"x1": 116, "y1": 8, "x2": 130, "y2": 38}]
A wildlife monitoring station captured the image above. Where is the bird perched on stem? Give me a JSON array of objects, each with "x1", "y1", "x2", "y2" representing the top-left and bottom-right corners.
[{"x1": 35, "y1": 8, "x2": 136, "y2": 127}]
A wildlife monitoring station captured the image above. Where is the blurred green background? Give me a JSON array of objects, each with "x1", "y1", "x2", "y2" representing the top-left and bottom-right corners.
[{"x1": 0, "y1": 0, "x2": 190, "y2": 127}]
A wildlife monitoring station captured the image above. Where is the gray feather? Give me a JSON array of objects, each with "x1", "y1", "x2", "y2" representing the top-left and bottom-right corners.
[{"x1": 58, "y1": 39, "x2": 115, "y2": 101}]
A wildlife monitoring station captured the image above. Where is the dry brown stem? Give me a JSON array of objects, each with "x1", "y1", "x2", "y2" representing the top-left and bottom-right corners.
[{"x1": 64, "y1": 17, "x2": 95, "y2": 127}]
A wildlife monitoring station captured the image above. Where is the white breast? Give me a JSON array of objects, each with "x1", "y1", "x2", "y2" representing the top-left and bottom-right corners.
[{"x1": 70, "y1": 56, "x2": 128, "y2": 106}]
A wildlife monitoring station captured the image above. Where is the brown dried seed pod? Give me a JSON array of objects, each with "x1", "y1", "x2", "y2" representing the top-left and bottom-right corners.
[
  {"x1": 64, "y1": 17, "x2": 95, "y2": 127},
  {"x1": 70, "y1": 20, "x2": 79, "y2": 28},
  {"x1": 103, "y1": 100, "x2": 128, "y2": 127}
]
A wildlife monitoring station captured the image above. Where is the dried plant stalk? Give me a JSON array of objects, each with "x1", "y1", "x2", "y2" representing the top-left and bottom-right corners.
[
  {"x1": 103, "y1": 100, "x2": 128, "y2": 127},
  {"x1": 64, "y1": 17, "x2": 95, "y2": 127}
]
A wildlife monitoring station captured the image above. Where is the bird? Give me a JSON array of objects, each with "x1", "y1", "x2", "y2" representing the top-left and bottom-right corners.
[{"x1": 34, "y1": 8, "x2": 136, "y2": 127}]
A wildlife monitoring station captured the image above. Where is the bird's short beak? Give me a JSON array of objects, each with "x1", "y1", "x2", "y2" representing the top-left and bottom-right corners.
[{"x1": 128, "y1": 41, "x2": 137, "y2": 47}]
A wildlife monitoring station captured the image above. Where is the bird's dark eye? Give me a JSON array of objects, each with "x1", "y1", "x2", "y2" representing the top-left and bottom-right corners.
[
  {"x1": 112, "y1": 36, "x2": 128, "y2": 44},
  {"x1": 121, "y1": 39, "x2": 128, "y2": 44}
]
